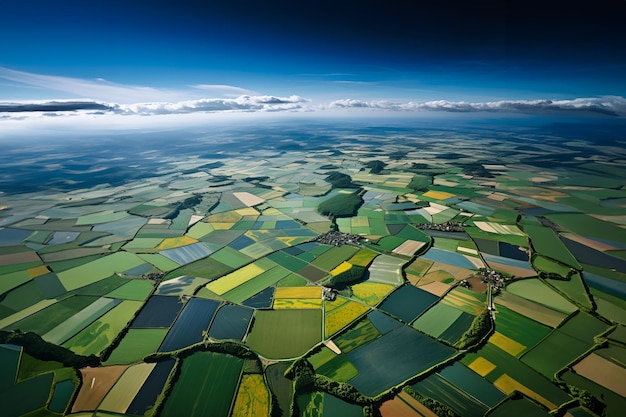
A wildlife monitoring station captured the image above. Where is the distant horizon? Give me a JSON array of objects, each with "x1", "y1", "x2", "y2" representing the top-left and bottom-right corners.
[{"x1": 1, "y1": 1, "x2": 625, "y2": 111}]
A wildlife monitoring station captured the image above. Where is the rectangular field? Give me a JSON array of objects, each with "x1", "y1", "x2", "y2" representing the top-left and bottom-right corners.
[
  {"x1": 245, "y1": 309, "x2": 322, "y2": 359},
  {"x1": 160, "y1": 352, "x2": 244, "y2": 417}
]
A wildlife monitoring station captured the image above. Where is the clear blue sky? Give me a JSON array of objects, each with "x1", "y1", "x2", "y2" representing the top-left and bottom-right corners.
[{"x1": 1, "y1": 0, "x2": 625, "y2": 105}]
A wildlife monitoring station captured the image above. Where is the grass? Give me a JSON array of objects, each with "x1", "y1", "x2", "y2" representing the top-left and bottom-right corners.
[{"x1": 350, "y1": 282, "x2": 395, "y2": 306}]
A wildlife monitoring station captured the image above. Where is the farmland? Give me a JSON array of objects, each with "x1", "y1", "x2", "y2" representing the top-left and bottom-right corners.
[
  {"x1": 1, "y1": 121, "x2": 625, "y2": 417},
  {"x1": 160, "y1": 352, "x2": 244, "y2": 417}
]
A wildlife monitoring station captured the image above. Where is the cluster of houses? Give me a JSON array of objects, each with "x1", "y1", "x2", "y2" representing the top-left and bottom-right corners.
[
  {"x1": 417, "y1": 221, "x2": 465, "y2": 232},
  {"x1": 314, "y1": 231, "x2": 361, "y2": 246}
]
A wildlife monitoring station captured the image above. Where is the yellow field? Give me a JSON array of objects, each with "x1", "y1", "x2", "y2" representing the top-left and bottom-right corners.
[
  {"x1": 489, "y1": 332, "x2": 526, "y2": 356},
  {"x1": 423, "y1": 190, "x2": 455, "y2": 200},
  {"x1": 330, "y1": 261, "x2": 352, "y2": 276},
  {"x1": 325, "y1": 300, "x2": 370, "y2": 337},
  {"x1": 211, "y1": 222, "x2": 235, "y2": 230},
  {"x1": 27, "y1": 265, "x2": 49, "y2": 278},
  {"x1": 468, "y1": 357, "x2": 496, "y2": 377},
  {"x1": 351, "y1": 216, "x2": 370, "y2": 227},
  {"x1": 324, "y1": 296, "x2": 349, "y2": 313},
  {"x1": 156, "y1": 236, "x2": 198, "y2": 250},
  {"x1": 273, "y1": 299, "x2": 322, "y2": 309},
  {"x1": 274, "y1": 286, "x2": 321, "y2": 299},
  {"x1": 231, "y1": 374, "x2": 270, "y2": 417},
  {"x1": 206, "y1": 210, "x2": 243, "y2": 223},
  {"x1": 351, "y1": 282, "x2": 395, "y2": 306},
  {"x1": 348, "y1": 249, "x2": 379, "y2": 267},
  {"x1": 205, "y1": 263, "x2": 265, "y2": 295},
  {"x1": 494, "y1": 374, "x2": 556, "y2": 410}
]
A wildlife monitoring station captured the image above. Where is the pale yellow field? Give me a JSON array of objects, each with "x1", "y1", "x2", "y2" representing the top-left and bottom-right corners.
[
  {"x1": 494, "y1": 374, "x2": 556, "y2": 410},
  {"x1": 206, "y1": 210, "x2": 243, "y2": 223},
  {"x1": 489, "y1": 332, "x2": 526, "y2": 356},
  {"x1": 473, "y1": 221, "x2": 525, "y2": 236},
  {"x1": 205, "y1": 263, "x2": 266, "y2": 295},
  {"x1": 392, "y1": 239, "x2": 427, "y2": 256},
  {"x1": 468, "y1": 357, "x2": 496, "y2": 377},
  {"x1": 351, "y1": 216, "x2": 370, "y2": 227},
  {"x1": 274, "y1": 286, "x2": 322, "y2": 299},
  {"x1": 231, "y1": 374, "x2": 270, "y2": 417},
  {"x1": 233, "y1": 192, "x2": 265, "y2": 207},
  {"x1": 156, "y1": 236, "x2": 198, "y2": 250},
  {"x1": 351, "y1": 282, "x2": 395, "y2": 306},
  {"x1": 418, "y1": 281, "x2": 452, "y2": 297},
  {"x1": 211, "y1": 222, "x2": 235, "y2": 230}
]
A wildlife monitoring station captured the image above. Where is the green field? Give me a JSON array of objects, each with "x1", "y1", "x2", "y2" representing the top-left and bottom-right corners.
[
  {"x1": 412, "y1": 302, "x2": 464, "y2": 338},
  {"x1": 524, "y1": 224, "x2": 581, "y2": 269},
  {"x1": 545, "y1": 213, "x2": 626, "y2": 244},
  {"x1": 42, "y1": 297, "x2": 119, "y2": 344},
  {"x1": 493, "y1": 305, "x2": 551, "y2": 354},
  {"x1": 104, "y1": 328, "x2": 169, "y2": 365},
  {"x1": 333, "y1": 316, "x2": 381, "y2": 353},
  {"x1": 5, "y1": 295, "x2": 98, "y2": 334},
  {"x1": 57, "y1": 252, "x2": 145, "y2": 291},
  {"x1": 63, "y1": 300, "x2": 144, "y2": 356},
  {"x1": 310, "y1": 245, "x2": 360, "y2": 271},
  {"x1": 462, "y1": 342, "x2": 572, "y2": 407},
  {"x1": 505, "y1": 279, "x2": 578, "y2": 314},
  {"x1": 245, "y1": 309, "x2": 322, "y2": 359},
  {"x1": 488, "y1": 396, "x2": 551, "y2": 417},
  {"x1": 161, "y1": 352, "x2": 244, "y2": 417}
]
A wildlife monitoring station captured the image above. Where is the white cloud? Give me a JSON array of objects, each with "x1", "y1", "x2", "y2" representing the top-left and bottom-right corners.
[
  {"x1": 112, "y1": 95, "x2": 309, "y2": 114},
  {"x1": 329, "y1": 96, "x2": 626, "y2": 116}
]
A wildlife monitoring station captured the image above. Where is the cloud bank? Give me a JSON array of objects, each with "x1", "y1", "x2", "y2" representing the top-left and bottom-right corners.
[
  {"x1": 2, "y1": 96, "x2": 625, "y2": 120},
  {"x1": 113, "y1": 95, "x2": 309, "y2": 114},
  {"x1": 329, "y1": 96, "x2": 626, "y2": 117}
]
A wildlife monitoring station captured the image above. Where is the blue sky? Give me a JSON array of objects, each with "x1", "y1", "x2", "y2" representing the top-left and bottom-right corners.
[{"x1": 1, "y1": 1, "x2": 625, "y2": 115}]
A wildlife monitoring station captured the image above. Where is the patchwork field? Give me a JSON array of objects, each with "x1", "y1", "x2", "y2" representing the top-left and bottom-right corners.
[{"x1": 1, "y1": 124, "x2": 625, "y2": 417}]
